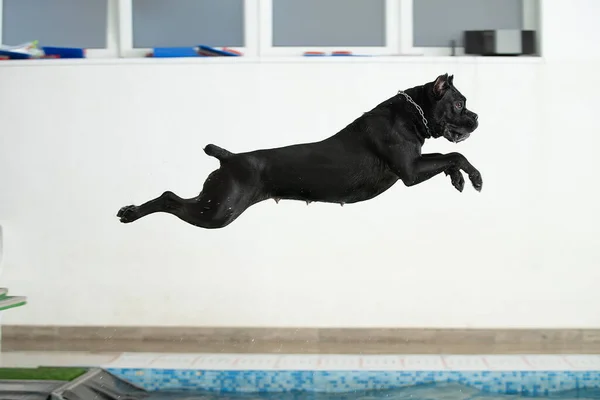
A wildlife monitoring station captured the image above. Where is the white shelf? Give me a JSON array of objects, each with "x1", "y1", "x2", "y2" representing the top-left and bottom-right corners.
[{"x1": 0, "y1": 55, "x2": 545, "y2": 68}]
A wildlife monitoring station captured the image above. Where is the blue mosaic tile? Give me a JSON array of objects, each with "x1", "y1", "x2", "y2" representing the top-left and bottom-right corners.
[{"x1": 107, "y1": 368, "x2": 600, "y2": 396}]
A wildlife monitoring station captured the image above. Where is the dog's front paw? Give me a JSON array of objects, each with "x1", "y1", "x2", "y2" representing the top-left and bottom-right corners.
[
  {"x1": 445, "y1": 169, "x2": 464, "y2": 192},
  {"x1": 117, "y1": 205, "x2": 140, "y2": 223},
  {"x1": 469, "y1": 171, "x2": 483, "y2": 192}
]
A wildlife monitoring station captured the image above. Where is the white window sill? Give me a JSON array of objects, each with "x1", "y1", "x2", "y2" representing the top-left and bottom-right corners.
[{"x1": 0, "y1": 55, "x2": 544, "y2": 68}]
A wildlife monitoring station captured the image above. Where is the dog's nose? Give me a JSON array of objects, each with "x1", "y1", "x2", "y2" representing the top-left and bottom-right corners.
[{"x1": 472, "y1": 112, "x2": 478, "y2": 121}]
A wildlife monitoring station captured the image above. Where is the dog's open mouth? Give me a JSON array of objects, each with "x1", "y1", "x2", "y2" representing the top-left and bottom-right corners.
[
  {"x1": 451, "y1": 131, "x2": 470, "y2": 143},
  {"x1": 444, "y1": 126, "x2": 471, "y2": 143}
]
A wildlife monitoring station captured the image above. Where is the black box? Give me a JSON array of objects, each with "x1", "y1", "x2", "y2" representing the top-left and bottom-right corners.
[{"x1": 464, "y1": 30, "x2": 536, "y2": 56}]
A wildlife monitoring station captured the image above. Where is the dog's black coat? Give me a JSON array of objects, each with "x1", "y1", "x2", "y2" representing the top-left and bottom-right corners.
[{"x1": 118, "y1": 73, "x2": 482, "y2": 229}]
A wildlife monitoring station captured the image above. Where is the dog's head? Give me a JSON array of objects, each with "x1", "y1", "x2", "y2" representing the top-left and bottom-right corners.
[{"x1": 428, "y1": 74, "x2": 478, "y2": 143}]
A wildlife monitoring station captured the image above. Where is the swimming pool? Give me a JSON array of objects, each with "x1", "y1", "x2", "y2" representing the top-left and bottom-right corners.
[
  {"x1": 148, "y1": 384, "x2": 600, "y2": 399},
  {"x1": 101, "y1": 354, "x2": 600, "y2": 399}
]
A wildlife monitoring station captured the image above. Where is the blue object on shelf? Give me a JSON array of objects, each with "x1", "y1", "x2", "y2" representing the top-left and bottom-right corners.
[
  {"x1": 42, "y1": 46, "x2": 85, "y2": 59},
  {"x1": 196, "y1": 45, "x2": 239, "y2": 57},
  {"x1": 152, "y1": 47, "x2": 199, "y2": 58},
  {"x1": 0, "y1": 49, "x2": 32, "y2": 59}
]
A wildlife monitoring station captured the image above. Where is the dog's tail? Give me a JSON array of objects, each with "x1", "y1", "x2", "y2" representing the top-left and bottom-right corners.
[{"x1": 204, "y1": 144, "x2": 234, "y2": 162}]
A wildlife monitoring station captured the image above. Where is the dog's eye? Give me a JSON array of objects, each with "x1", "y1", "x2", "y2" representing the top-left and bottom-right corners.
[{"x1": 455, "y1": 101, "x2": 464, "y2": 110}]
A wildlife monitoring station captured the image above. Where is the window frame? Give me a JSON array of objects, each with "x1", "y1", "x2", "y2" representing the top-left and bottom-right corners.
[
  {"x1": 404, "y1": 0, "x2": 540, "y2": 56},
  {"x1": 258, "y1": 0, "x2": 400, "y2": 57},
  {"x1": 0, "y1": 0, "x2": 119, "y2": 58},
  {"x1": 118, "y1": 0, "x2": 258, "y2": 58}
]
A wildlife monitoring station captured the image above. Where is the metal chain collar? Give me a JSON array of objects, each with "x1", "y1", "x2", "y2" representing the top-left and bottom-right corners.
[{"x1": 397, "y1": 90, "x2": 430, "y2": 136}]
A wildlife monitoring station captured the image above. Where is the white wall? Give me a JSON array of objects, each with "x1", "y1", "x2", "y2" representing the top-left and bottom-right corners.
[
  {"x1": 540, "y1": 0, "x2": 600, "y2": 59},
  {"x1": 0, "y1": 1, "x2": 599, "y2": 329}
]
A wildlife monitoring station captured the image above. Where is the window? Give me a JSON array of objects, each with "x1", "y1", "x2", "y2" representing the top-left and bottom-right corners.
[
  {"x1": 0, "y1": 0, "x2": 539, "y2": 59},
  {"x1": 119, "y1": 0, "x2": 257, "y2": 57},
  {"x1": 0, "y1": 0, "x2": 117, "y2": 57},
  {"x1": 260, "y1": 0, "x2": 399, "y2": 56},
  {"x1": 408, "y1": 0, "x2": 538, "y2": 55}
]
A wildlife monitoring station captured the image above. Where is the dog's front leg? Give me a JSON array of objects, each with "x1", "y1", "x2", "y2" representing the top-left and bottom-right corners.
[
  {"x1": 420, "y1": 153, "x2": 464, "y2": 192},
  {"x1": 405, "y1": 152, "x2": 482, "y2": 191}
]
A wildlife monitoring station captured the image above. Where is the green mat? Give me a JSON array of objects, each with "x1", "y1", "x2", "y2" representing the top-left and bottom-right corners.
[
  {"x1": 0, "y1": 295, "x2": 26, "y2": 311},
  {"x1": 0, "y1": 288, "x2": 26, "y2": 311},
  {"x1": 0, "y1": 367, "x2": 87, "y2": 381}
]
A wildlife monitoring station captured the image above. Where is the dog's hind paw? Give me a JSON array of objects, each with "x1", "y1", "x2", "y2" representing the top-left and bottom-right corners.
[{"x1": 117, "y1": 205, "x2": 140, "y2": 223}]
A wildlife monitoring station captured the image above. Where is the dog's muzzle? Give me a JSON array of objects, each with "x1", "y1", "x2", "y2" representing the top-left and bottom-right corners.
[
  {"x1": 444, "y1": 112, "x2": 478, "y2": 143},
  {"x1": 444, "y1": 125, "x2": 473, "y2": 143}
]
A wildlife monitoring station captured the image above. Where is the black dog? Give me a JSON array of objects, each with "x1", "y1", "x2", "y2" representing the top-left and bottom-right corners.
[{"x1": 117, "y1": 73, "x2": 481, "y2": 229}]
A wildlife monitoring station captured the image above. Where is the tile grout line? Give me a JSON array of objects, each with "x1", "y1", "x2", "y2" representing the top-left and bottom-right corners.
[{"x1": 102, "y1": 353, "x2": 600, "y2": 371}]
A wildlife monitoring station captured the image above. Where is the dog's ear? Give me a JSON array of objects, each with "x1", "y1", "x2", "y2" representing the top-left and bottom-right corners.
[
  {"x1": 433, "y1": 73, "x2": 450, "y2": 97},
  {"x1": 448, "y1": 74, "x2": 454, "y2": 85}
]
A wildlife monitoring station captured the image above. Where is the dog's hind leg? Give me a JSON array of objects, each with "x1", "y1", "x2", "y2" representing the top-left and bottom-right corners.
[
  {"x1": 117, "y1": 191, "x2": 191, "y2": 225},
  {"x1": 117, "y1": 168, "x2": 260, "y2": 229}
]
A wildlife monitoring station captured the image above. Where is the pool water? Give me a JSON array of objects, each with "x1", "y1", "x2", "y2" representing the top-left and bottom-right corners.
[{"x1": 149, "y1": 383, "x2": 600, "y2": 400}]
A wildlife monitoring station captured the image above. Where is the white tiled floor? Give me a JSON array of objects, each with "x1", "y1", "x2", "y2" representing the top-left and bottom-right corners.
[{"x1": 2, "y1": 352, "x2": 600, "y2": 371}]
